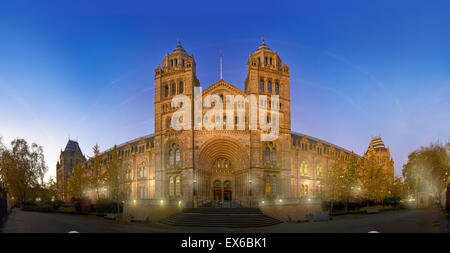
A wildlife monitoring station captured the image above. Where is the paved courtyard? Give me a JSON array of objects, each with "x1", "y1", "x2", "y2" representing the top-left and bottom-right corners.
[{"x1": 1, "y1": 208, "x2": 448, "y2": 233}]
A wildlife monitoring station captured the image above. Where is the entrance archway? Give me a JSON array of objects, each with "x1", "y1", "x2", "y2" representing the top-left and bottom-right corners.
[
  {"x1": 196, "y1": 138, "x2": 250, "y2": 202},
  {"x1": 213, "y1": 180, "x2": 222, "y2": 201}
]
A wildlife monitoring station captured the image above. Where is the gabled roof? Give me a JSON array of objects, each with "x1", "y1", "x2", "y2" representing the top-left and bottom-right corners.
[{"x1": 201, "y1": 79, "x2": 246, "y2": 96}]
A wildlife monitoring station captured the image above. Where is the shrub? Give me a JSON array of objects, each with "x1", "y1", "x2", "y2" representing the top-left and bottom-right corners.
[
  {"x1": 22, "y1": 200, "x2": 37, "y2": 207},
  {"x1": 52, "y1": 200, "x2": 64, "y2": 210},
  {"x1": 92, "y1": 199, "x2": 122, "y2": 213}
]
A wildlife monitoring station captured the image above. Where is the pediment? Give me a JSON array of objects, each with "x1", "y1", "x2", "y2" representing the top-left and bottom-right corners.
[{"x1": 202, "y1": 80, "x2": 246, "y2": 97}]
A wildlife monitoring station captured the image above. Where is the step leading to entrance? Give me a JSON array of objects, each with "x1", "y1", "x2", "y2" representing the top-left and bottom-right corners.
[{"x1": 160, "y1": 207, "x2": 283, "y2": 228}]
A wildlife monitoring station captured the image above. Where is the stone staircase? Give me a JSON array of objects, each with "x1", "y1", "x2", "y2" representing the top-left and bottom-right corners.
[{"x1": 160, "y1": 206, "x2": 282, "y2": 228}]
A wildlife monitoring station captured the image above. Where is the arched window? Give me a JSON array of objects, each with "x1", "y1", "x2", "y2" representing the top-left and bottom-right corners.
[
  {"x1": 164, "y1": 85, "x2": 169, "y2": 97},
  {"x1": 300, "y1": 161, "x2": 308, "y2": 176},
  {"x1": 265, "y1": 148, "x2": 270, "y2": 163},
  {"x1": 316, "y1": 165, "x2": 323, "y2": 178},
  {"x1": 260, "y1": 80, "x2": 264, "y2": 92},
  {"x1": 275, "y1": 82, "x2": 279, "y2": 95},
  {"x1": 169, "y1": 176, "x2": 174, "y2": 197},
  {"x1": 271, "y1": 176, "x2": 277, "y2": 195},
  {"x1": 265, "y1": 175, "x2": 271, "y2": 195},
  {"x1": 178, "y1": 82, "x2": 184, "y2": 94},
  {"x1": 175, "y1": 149, "x2": 180, "y2": 164},
  {"x1": 171, "y1": 82, "x2": 176, "y2": 95},
  {"x1": 268, "y1": 81, "x2": 272, "y2": 93},
  {"x1": 175, "y1": 176, "x2": 181, "y2": 197},
  {"x1": 272, "y1": 149, "x2": 276, "y2": 164},
  {"x1": 169, "y1": 150, "x2": 174, "y2": 165},
  {"x1": 304, "y1": 184, "x2": 309, "y2": 197}
]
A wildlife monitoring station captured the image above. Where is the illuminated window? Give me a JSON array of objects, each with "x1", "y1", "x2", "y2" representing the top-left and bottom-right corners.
[
  {"x1": 300, "y1": 161, "x2": 308, "y2": 176},
  {"x1": 175, "y1": 176, "x2": 181, "y2": 197},
  {"x1": 316, "y1": 165, "x2": 323, "y2": 178},
  {"x1": 272, "y1": 149, "x2": 276, "y2": 164},
  {"x1": 169, "y1": 150, "x2": 174, "y2": 165},
  {"x1": 169, "y1": 177, "x2": 174, "y2": 197},
  {"x1": 175, "y1": 149, "x2": 180, "y2": 164},
  {"x1": 265, "y1": 148, "x2": 270, "y2": 164},
  {"x1": 271, "y1": 176, "x2": 277, "y2": 195},
  {"x1": 265, "y1": 175, "x2": 271, "y2": 195}
]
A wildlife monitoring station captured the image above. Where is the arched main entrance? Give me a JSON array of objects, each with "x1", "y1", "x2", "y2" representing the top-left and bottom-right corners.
[{"x1": 196, "y1": 138, "x2": 250, "y2": 202}]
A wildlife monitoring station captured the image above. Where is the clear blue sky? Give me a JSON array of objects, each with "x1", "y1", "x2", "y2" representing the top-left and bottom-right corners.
[{"x1": 0, "y1": 0, "x2": 449, "y2": 180}]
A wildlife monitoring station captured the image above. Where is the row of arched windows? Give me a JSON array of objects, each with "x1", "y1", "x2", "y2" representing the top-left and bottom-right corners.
[
  {"x1": 259, "y1": 79, "x2": 280, "y2": 95},
  {"x1": 265, "y1": 148, "x2": 277, "y2": 164},
  {"x1": 123, "y1": 163, "x2": 148, "y2": 181},
  {"x1": 169, "y1": 176, "x2": 181, "y2": 197},
  {"x1": 168, "y1": 143, "x2": 181, "y2": 166},
  {"x1": 299, "y1": 161, "x2": 323, "y2": 178},
  {"x1": 169, "y1": 58, "x2": 185, "y2": 67},
  {"x1": 300, "y1": 184, "x2": 309, "y2": 197},
  {"x1": 256, "y1": 56, "x2": 275, "y2": 66},
  {"x1": 264, "y1": 142, "x2": 277, "y2": 165},
  {"x1": 164, "y1": 81, "x2": 184, "y2": 97}
]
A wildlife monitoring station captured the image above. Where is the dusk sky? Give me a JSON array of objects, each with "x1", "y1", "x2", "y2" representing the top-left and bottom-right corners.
[{"x1": 0, "y1": 0, "x2": 449, "y2": 180}]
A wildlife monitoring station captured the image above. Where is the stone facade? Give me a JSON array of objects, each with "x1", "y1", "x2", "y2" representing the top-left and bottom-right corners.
[{"x1": 57, "y1": 40, "x2": 394, "y2": 205}]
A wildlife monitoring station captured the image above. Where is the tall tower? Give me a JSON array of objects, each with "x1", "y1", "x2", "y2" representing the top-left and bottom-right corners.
[
  {"x1": 244, "y1": 39, "x2": 292, "y2": 199},
  {"x1": 56, "y1": 140, "x2": 86, "y2": 201},
  {"x1": 154, "y1": 41, "x2": 200, "y2": 200},
  {"x1": 364, "y1": 136, "x2": 395, "y2": 188}
]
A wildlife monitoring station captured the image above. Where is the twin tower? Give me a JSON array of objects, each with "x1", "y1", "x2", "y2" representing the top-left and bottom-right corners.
[{"x1": 152, "y1": 39, "x2": 293, "y2": 202}]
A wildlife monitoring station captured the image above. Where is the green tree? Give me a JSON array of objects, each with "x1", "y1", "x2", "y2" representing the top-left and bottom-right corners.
[
  {"x1": 391, "y1": 176, "x2": 408, "y2": 200},
  {"x1": 323, "y1": 155, "x2": 345, "y2": 213},
  {"x1": 67, "y1": 161, "x2": 87, "y2": 199},
  {"x1": 89, "y1": 144, "x2": 104, "y2": 201},
  {"x1": 104, "y1": 146, "x2": 128, "y2": 214},
  {"x1": 361, "y1": 152, "x2": 386, "y2": 204},
  {"x1": 342, "y1": 153, "x2": 360, "y2": 211},
  {"x1": 0, "y1": 138, "x2": 47, "y2": 206},
  {"x1": 402, "y1": 141, "x2": 450, "y2": 200}
]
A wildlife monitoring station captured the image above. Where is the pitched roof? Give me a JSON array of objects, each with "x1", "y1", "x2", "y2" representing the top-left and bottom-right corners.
[
  {"x1": 291, "y1": 132, "x2": 361, "y2": 158},
  {"x1": 370, "y1": 136, "x2": 387, "y2": 151}
]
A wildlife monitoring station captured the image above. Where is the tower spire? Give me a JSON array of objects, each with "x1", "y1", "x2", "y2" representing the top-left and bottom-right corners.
[{"x1": 220, "y1": 50, "x2": 223, "y2": 80}]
